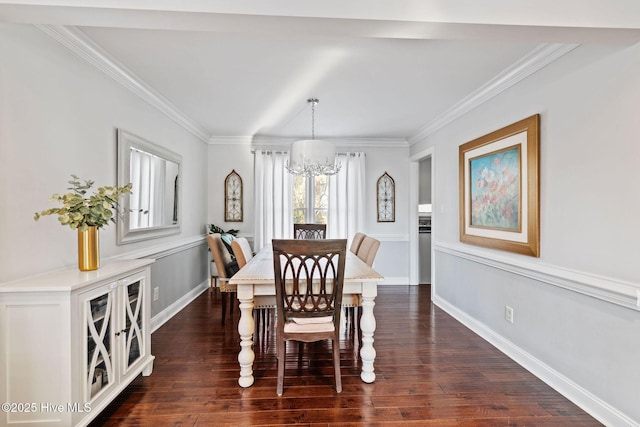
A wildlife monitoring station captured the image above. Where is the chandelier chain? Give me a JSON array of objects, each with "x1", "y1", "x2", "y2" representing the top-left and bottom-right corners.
[{"x1": 309, "y1": 98, "x2": 318, "y2": 140}]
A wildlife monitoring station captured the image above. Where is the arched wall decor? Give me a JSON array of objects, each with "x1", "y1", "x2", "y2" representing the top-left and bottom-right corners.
[
  {"x1": 224, "y1": 170, "x2": 243, "y2": 222},
  {"x1": 376, "y1": 172, "x2": 395, "y2": 222}
]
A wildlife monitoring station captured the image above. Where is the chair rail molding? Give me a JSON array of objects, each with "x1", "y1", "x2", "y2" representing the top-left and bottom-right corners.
[
  {"x1": 110, "y1": 235, "x2": 206, "y2": 261},
  {"x1": 435, "y1": 242, "x2": 639, "y2": 311}
]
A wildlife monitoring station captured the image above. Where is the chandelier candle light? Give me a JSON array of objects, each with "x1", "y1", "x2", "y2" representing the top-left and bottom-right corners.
[{"x1": 286, "y1": 98, "x2": 341, "y2": 177}]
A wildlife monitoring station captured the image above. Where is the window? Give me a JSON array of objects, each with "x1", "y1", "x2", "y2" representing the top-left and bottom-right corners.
[{"x1": 293, "y1": 175, "x2": 328, "y2": 224}]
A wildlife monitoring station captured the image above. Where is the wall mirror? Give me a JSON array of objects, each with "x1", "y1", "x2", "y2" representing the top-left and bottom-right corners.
[{"x1": 117, "y1": 129, "x2": 182, "y2": 244}]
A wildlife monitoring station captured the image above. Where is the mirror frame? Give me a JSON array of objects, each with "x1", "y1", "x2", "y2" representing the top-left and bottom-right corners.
[{"x1": 116, "y1": 129, "x2": 182, "y2": 244}]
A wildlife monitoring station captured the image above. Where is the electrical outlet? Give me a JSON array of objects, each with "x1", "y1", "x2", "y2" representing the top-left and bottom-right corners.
[
  {"x1": 153, "y1": 287, "x2": 159, "y2": 302},
  {"x1": 505, "y1": 305, "x2": 514, "y2": 324}
]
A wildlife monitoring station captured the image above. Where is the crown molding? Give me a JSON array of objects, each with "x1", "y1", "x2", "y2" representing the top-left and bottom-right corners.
[
  {"x1": 244, "y1": 135, "x2": 408, "y2": 148},
  {"x1": 36, "y1": 24, "x2": 211, "y2": 143},
  {"x1": 208, "y1": 136, "x2": 254, "y2": 145},
  {"x1": 408, "y1": 42, "x2": 579, "y2": 145},
  {"x1": 34, "y1": 25, "x2": 577, "y2": 147},
  {"x1": 335, "y1": 137, "x2": 409, "y2": 148}
]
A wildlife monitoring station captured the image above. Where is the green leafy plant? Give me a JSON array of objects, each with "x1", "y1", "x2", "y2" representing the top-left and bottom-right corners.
[
  {"x1": 34, "y1": 175, "x2": 134, "y2": 231},
  {"x1": 208, "y1": 223, "x2": 238, "y2": 236}
]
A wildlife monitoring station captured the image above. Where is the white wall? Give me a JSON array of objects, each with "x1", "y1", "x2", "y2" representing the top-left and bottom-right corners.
[
  {"x1": 207, "y1": 142, "x2": 255, "y2": 234},
  {"x1": 207, "y1": 142, "x2": 411, "y2": 283},
  {"x1": 0, "y1": 24, "x2": 209, "y2": 313},
  {"x1": 362, "y1": 144, "x2": 411, "y2": 283},
  {"x1": 411, "y1": 42, "x2": 640, "y2": 425}
]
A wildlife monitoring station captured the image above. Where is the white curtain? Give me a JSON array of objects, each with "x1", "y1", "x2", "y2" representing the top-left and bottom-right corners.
[
  {"x1": 130, "y1": 149, "x2": 149, "y2": 229},
  {"x1": 327, "y1": 152, "x2": 366, "y2": 241},
  {"x1": 130, "y1": 148, "x2": 165, "y2": 229},
  {"x1": 253, "y1": 150, "x2": 293, "y2": 250}
]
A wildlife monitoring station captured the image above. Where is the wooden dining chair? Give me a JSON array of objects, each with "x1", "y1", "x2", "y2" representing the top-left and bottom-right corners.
[
  {"x1": 207, "y1": 233, "x2": 239, "y2": 325},
  {"x1": 349, "y1": 232, "x2": 366, "y2": 254},
  {"x1": 272, "y1": 239, "x2": 347, "y2": 396},
  {"x1": 293, "y1": 223, "x2": 327, "y2": 240},
  {"x1": 347, "y1": 236, "x2": 381, "y2": 343},
  {"x1": 230, "y1": 237, "x2": 254, "y2": 268},
  {"x1": 356, "y1": 236, "x2": 380, "y2": 267},
  {"x1": 231, "y1": 237, "x2": 273, "y2": 342},
  {"x1": 209, "y1": 258, "x2": 218, "y2": 292},
  {"x1": 345, "y1": 232, "x2": 366, "y2": 328}
]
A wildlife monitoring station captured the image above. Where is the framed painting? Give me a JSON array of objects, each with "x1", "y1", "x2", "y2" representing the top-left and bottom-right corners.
[{"x1": 459, "y1": 114, "x2": 540, "y2": 257}]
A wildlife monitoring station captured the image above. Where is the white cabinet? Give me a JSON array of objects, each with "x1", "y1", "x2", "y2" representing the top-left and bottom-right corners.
[
  {"x1": 82, "y1": 270, "x2": 152, "y2": 409},
  {"x1": 0, "y1": 259, "x2": 155, "y2": 426}
]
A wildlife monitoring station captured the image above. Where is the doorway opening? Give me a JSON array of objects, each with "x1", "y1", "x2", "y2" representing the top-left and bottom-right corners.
[
  {"x1": 418, "y1": 156, "x2": 432, "y2": 285},
  {"x1": 409, "y1": 147, "x2": 434, "y2": 290}
]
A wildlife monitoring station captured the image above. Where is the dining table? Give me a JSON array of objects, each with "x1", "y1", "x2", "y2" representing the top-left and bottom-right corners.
[{"x1": 228, "y1": 243, "x2": 384, "y2": 388}]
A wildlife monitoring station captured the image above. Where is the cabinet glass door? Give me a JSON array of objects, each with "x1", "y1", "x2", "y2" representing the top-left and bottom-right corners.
[
  {"x1": 123, "y1": 280, "x2": 144, "y2": 371},
  {"x1": 86, "y1": 290, "x2": 114, "y2": 399}
]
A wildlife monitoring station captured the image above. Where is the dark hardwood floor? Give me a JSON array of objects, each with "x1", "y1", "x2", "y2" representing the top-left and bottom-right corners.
[{"x1": 90, "y1": 285, "x2": 601, "y2": 426}]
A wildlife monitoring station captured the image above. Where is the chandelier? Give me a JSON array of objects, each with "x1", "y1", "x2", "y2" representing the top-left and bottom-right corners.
[{"x1": 286, "y1": 98, "x2": 341, "y2": 177}]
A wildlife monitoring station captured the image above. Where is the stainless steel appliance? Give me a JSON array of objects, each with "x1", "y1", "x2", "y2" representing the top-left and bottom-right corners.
[
  {"x1": 419, "y1": 215, "x2": 431, "y2": 233},
  {"x1": 419, "y1": 214, "x2": 431, "y2": 284}
]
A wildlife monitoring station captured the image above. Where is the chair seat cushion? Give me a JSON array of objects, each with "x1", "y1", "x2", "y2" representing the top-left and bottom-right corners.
[
  {"x1": 341, "y1": 294, "x2": 360, "y2": 307},
  {"x1": 291, "y1": 316, "x2": 333, "y2": 325},
  {"x1": 284, "y1": 318, "x2": 335, "y2": 333}
]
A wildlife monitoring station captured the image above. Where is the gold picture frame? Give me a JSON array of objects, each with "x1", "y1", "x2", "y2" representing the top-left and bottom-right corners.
[{"x1": 459, "y1": 114, "x2": 540, "y2": 257}]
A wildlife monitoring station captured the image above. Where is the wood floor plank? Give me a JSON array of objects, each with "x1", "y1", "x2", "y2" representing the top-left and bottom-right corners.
[{"x1": 90, "y1": 286, "x2": 602, "y2": 426}]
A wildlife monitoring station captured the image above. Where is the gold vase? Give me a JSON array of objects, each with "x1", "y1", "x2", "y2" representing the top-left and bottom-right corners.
[{"x1": 78, "y1": 226, "x2": 99, "y2": 271}]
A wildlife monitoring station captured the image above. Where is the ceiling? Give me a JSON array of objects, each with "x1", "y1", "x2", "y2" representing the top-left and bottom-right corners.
[{"x1": 2, "y1": 1, "x2": 640, "y2": 145}]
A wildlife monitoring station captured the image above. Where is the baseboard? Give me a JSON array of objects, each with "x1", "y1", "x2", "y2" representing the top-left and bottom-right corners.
[
  {"x1": 150, "y1": 280, "x2": 209, "y2": 333},
  {"x1": 380, "y1": 276, "x2": 411, "y2": 285},
  {"x1": 432, "y1": 295, "x2": 637, "y2": 427}
]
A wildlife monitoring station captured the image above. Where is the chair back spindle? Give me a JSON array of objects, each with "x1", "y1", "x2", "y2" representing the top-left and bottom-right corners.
[{"x1": 293, "y1": 223, "x2": 327, "y2": 240}]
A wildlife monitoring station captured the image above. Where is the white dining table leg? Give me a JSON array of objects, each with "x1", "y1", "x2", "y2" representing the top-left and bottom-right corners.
[
  {"x1": 237, "y1": 290, "x2": 255, "y2": 387},
  {"x1": 359, "y1": 284, "x2": 377, "y2": 383}
]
